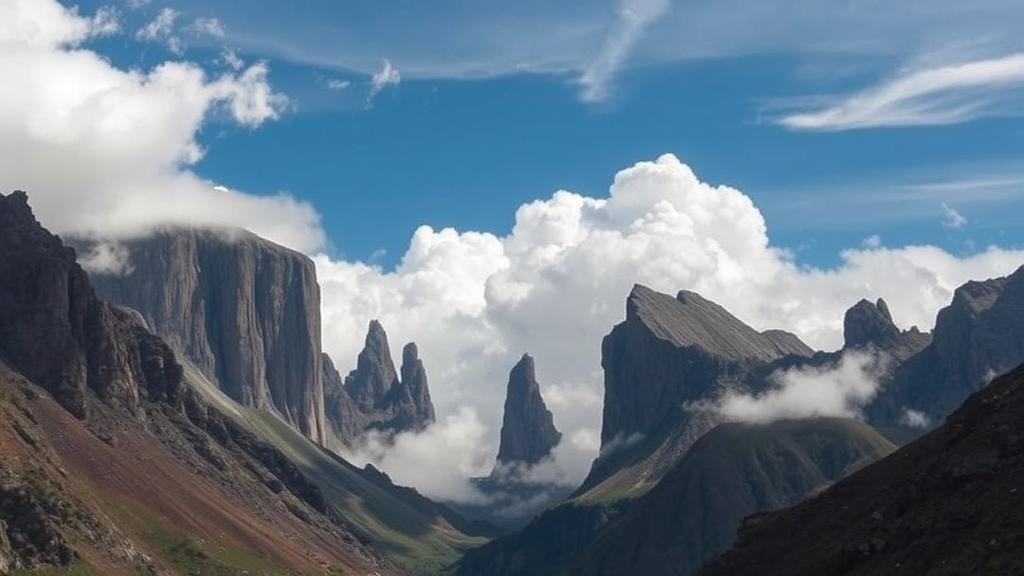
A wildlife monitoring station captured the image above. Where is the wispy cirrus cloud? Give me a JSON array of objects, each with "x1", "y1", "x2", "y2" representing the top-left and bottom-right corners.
[
  {"x1": 778, "y1": 52, "x2": 1024, "y2": 131},
  {"x1": 367, "y1": 59, "x2": 400, "y2": 104},
  {"x1": 580, "y1": 0, "x2": 671, "y2": 103},
  {"x1": 941, "y1": 202, "x2": 968, "y2": 229}
]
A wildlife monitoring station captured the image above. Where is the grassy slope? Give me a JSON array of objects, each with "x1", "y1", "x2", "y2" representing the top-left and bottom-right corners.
[
  {"x1": 570, "y1": 418, "x2": 896, "y2": 576},
  {"x1": 186, "y1": 363, "x2": 484, "y2": 574}
]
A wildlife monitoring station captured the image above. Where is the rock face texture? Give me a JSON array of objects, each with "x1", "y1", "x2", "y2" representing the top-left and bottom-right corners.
[
  {"x1": 843, "y1": 298, "x2": 932, "y2": 361},
  {"x1": 459, "y1": 285, "x2": 817, "y2": 575},
  {"x1": 868, "y1": 266, "x2": 1024, "y2": 429},
  {"x1": 584, "y1": 284, "x2": 813, "y2": 496},
  {"x1": 324, "y1": 321, "x2": 436, "y2": 447},
  {"x1": 702, "y1": 361, "x2": 1024, "y2": 576},
  {"x1": 570, "y1": 418, "x2": 895, "y2": 576},
  {"x1": 0, "y1": 191, "x2": 399, "y2": 575},
  {"x1": 0, "y1": 191, "x2": 187, "y2": 419},
  {"x1": 79, "y1": 228, "x2": 326, "y2": 444},
  {"x1": 496, "y1": 354, "x2": 561, "y2": 466}
]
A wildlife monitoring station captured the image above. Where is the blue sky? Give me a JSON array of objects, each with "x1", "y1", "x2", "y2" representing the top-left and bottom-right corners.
[{"x1": 74, "y1": 0, "x2": 1024, "y2": 268}]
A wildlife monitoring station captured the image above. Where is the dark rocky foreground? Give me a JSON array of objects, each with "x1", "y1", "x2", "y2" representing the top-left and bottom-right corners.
[{"x1": 702, "y1": 361, "x2": 1024, "y2": 576}]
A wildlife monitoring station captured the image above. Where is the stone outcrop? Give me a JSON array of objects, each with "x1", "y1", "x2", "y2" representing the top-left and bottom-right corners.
[
  {"x1": 0, "y1": 191, "x2": 187, "y2": 419},
  {"x1": 868, "y1": 266, "x2": 1024, "y2": 428},
  {"x1": 78, "y1": 227, "x2": 326, "y2": 444},
  {"x1": 495, "y1": 354, "x2": 561, "y2": 467},
  {"x1": 843, "y1": 298, "x2": 931, "y2": 361},
  {"x1": 324, "y1": 321, "x2": 436, "y2": 447},
  {"x1": 702, "y1": 361, "x2": 1024, "y2": 576}
]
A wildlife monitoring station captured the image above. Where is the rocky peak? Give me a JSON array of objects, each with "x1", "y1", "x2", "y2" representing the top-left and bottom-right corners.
[
  {"x1": 398, "y1": 343, "x2": 435, "y2": 424},
  {"x1": 325, "y1": 322, "x2": 435, "y2": 448},
  {"x1": 346, "y1": 320, "x2": 400, "y2": 411},
  {"x1": 843, "y1": 298, "x2": 901, "y2": 349},
  {"x1": 495, "y1": 354, "x2": 561, "y2": 466}
]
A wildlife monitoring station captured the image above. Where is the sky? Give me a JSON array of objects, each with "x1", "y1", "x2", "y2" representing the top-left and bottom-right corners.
[{"x1": 3, "y1": 0, "x2": 1024, "y2": 501}]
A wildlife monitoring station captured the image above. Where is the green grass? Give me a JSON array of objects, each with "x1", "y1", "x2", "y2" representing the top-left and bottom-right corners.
[{"x1": 185, "y1": 363, "x2": 486, "y2": 575}]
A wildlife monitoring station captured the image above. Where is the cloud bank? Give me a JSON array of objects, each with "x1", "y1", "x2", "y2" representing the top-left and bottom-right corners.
[
  {"x1": 691, "y1": 351, "x2": 886, "y2": 424},
  {"x1": 314, "y1": 154, "x2": 1024, "y2": 497},
  {"x1": 0, "y1": 0, "x2": 324, "y2": 252}
]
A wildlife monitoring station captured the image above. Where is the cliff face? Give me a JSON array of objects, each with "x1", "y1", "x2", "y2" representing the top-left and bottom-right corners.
[
  {"x1": 324, "y1": 321, "x2": 436, "y2": 448},
  {"x1": 79, "y1": 228, "x2": 326, "y2": 444},
  {"x1": 868, "y1": 266, "x2": 1024, "y2": 428},
  {"x1": 702, "y1": 361, "x2": 1024, "y2": 576},
  {"x1": 584, "y1": 284, "x2": 813, "y2": 496},
  {"x1": 0, "y1": 191, "x2": 187, "y2": 419},
  {"x1": 496, "y1": 354, "x2": 561, "y2": 467},
  {"x1": 0, "y1": 191, "x2": 397, "y2": 575}
]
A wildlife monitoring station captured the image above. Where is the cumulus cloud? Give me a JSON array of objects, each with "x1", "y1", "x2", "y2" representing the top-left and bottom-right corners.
[
  {"x1": 580, "y1": 0, "x2": 671, "y2": 103},
  {"x1": 314, "y1": 154, "x2": 1024, "y2": 489},
  {"x1": 0, "y1": 0, "x2": 321, "y2": 252},
  {"x1": 341, "y1": 407, "x2": 492, "y2": 503},
  {"x1": 941, "y1": 202, "x2": 968, "y2": 228},
  {"x1": 778, "y1": 52, "x2": 1024, "y2": 130},
  {"x1": 690, "y1": 351, "x2": 887, "y2": 424},
  {"x1": 367, "y1": 59, "x2": 400, "y2": 104}
]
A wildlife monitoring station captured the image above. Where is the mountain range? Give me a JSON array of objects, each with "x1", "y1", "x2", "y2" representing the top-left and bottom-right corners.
[{"x1": 3, "y1": 188, "x2": 1024, "y2": 575}]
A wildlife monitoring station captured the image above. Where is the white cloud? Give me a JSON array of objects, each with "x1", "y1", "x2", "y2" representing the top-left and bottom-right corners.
[
  {"x1": 189, "y1": 16, "x2": 225, "y2": 39},
  {"x1": 220, "y1": 47, "x2": 243, "y2": 71},
  {"x1": 326, "y1": 78, "x2": 351, "y2": 90},
  {"x1": 342, "y1": 406, "x2": 492, "y2": 503},
  {"x1": 135, "y1": 6, "x2": 176, "y2": 40},
  {"x1": 779, "y1": 52, "x2": 1024, "y2": 130},
  {"x1": 900, "y1": 408, "x2": 930, "y2": 429},
  {"x1": 862, "y1": 234, "x2": 882, "y2": 249},
  {"x1": 135, "y1": 7, "x2": 182, "y2": 54},
  {"x1": 314, "y1": 154, "x2": 1024, "y2": 488},
  {"x1": 941, "y1": 202, "x2": 967, "y2": 229},
  {"x1": 125, "y1": 0, "x2": 151, "y2": 9},
  {"x1": 0, "y1": 0, "x2": 111, "y2": 47},
  {"x1": 78, "y1": 240, "x2": 132, "y2": 275},
  {"x1": 0, "y1": 0, "x2": 320, "y2": 252},
  {"x1": 580, "y1": 0, "x2": 671, "y2": 103},
  {"x1": 689, "y1": 351, "x2": 886, "y2": 424},
  {"x1": 90, "y1": 6, "x2": 121, "y2": 36},
  {"x1": 368, "y1": 59, "x2": 400, "y2": 104}
]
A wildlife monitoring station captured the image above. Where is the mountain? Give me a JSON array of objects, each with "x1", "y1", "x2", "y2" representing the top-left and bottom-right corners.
[
  {"x1": 583, "y1": 284, "x2": 813, "y2": 500},
  {"x1": 570, "y1": 418, "x2": 895, "y2": 576},
  {"x1": 496, "y1": 354, "x2": 561, "y2": 467},
  {"x1": 457, "y1": 285, "x2": 816, "y2": 575},
  {"x1": 702, "y1": 361, "x2": 1024, "y2": 576},
  {"x1": 323, "y1": 321, "x2": 436, "y2": 448},
  {"x1": 868, "y1": 266, "x2": 1024, "y2": 430},
  {"x1": 843, "y1": 298, "x2": 932, "y2": 361},
  {"x1": 449, "y1": 355, "x2": 571, "y2": 533},
  {"x1": 0, "y1": 190, "x2": 396, "y2": 574},
  {"x1": 77, "y1": 227, "x2": 327, "y2": 444}
]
